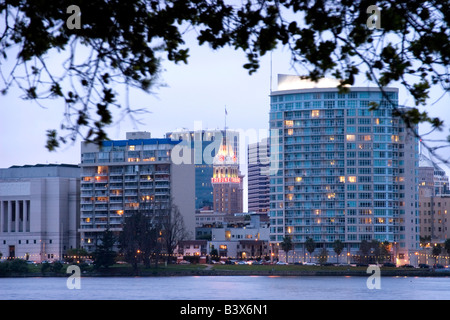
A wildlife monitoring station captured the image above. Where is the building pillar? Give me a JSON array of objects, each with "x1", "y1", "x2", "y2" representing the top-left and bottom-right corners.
[
  {"x1": 7, "y1": 201, "x2": 12, "y2": 233},
  {"x1": 23, "y1": 200, "x2": 27, "y2": 233},
  {"x1": 15, "y1": 200, "x2": 20, "y2": 233}
]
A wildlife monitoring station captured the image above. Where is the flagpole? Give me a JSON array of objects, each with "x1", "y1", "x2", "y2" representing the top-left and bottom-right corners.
[{"x1": 224, "y1": 106, "x2": 227, "y2": 130}]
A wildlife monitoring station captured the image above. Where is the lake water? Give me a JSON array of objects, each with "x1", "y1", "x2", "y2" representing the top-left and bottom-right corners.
[{"x1": 1, "y1": 276, "x2": 450, "y2": 300}]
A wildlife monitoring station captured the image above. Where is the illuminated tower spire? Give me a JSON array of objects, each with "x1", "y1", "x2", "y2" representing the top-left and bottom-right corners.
[{"x1": 211, "y1": 130, "x2": 243, "y2": 214}]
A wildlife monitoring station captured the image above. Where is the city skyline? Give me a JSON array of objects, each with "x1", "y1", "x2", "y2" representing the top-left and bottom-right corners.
[{"x1": 1, "y1": 25, "x2": 449, "y2": 176}]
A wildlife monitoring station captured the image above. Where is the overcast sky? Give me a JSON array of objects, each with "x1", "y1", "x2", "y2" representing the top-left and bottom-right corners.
[{"x1": 0, "y1": 26, "x2": 449, "y2": 210}]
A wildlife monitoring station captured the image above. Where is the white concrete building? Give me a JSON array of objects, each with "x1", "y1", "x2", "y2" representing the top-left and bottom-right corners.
[{"x1": 0, "y1": 164, "x2": 80, "y2": 262}]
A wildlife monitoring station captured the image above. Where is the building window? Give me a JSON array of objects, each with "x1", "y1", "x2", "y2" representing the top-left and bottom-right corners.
[
  {"x1": 348, "y1": 176, "x2": 357, "y2": 183},
  {"x1": 311, "y1": 110, "x2": 320, "y2": 118}
]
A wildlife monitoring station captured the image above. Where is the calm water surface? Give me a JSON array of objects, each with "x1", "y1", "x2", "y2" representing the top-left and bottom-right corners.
[{"x1": 1, "y1": 276, "x2": 450, "y2": 300}]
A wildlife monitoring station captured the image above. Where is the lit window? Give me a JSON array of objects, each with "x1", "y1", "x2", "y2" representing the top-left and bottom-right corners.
[
  {"x1": 129, "y1": 145, "x2": 135, "y2": 151},
  {"x1": 287, "y1": 129, "x2": 294, "y2": 136},
  {"x1": 285, "y1": 120, "x2": 294, "y2": 127},
  {"x1": 348, "y1": 176, "x2": 357, "y2": 183},
  {"x1": 339, "y1": 176, "x2": 346, "y2": 183},
  {"x1": 296, "y1": 177, "x2": 302, "y2": 182},
  {"x1": 311, "y1": 110, "x2": 320, "y2": 117},
  {"x1": 346, "y1": 134, "x2": 355, "y2": 141},
  {"x1": 364, "y1": 135, "x2": 371, "y2": 141}
]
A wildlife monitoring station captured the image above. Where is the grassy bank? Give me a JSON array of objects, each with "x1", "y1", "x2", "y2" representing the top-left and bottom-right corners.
[{"x1": 1, "y1": 261, "x2": 447, "y2": 277}]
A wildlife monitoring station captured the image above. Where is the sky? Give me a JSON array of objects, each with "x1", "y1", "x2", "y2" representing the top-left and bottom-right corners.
[{"x1": 0, "y1": 21, "x2": 449, "y2": 210}]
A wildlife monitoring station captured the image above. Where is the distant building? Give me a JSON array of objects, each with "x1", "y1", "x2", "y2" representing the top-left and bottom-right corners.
[
  {"x1": 212, "y1": 138, "x2": 244, "y2": 214},
  {"x1": 0, "y1": 164, "x2": 80, "y2": 262},
  {"x1": 79, "y1": 132, "x2": 196, "y2": 252},
  {"x1": 247, "y1": 138, "x2": 270, "y2": 214},
  {"x1": 208, "y1": 214, "x2": 270, "y2": 259},
  {"x1": 166, "y1": 129, "x2": 240, "y2": 210},
  {"x1": 175, "y1": 240, "x2": 208, "y2": 257},
  {"x1": 419, "y1": 153, "x2": 449, "y2": 196},
  {"x1": 419, "y1": 190, "x2": 450, "y2": 243}
]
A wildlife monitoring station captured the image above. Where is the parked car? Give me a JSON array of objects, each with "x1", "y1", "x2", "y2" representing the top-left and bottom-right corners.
[
  {"x1": 303, "y1": 262, "x2": 317, "y2": 266},
  {"x1": 382, "y1": 262, "x2": 396, "y2": 267},
  {"x1": 276, "y1": 261, "x2": 288, "y2": 265},
  {"x1": 419, "y1": 264, "x2": 430, "y2": 269},
  {"x1": 399, "y1": 264, "x2": 414, "y2": 268}
]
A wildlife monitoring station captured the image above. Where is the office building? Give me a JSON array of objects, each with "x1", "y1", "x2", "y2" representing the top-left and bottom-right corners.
[
  {"x1": 419, "y1": 153, "x2": 449, "y2": 196},
  {"x1": 419, "y1": 189, "x2": 450, "y2": 243},
  {"x1": 0, "y1": 164, "x2": 80, "y2": 262},
  {"x1": 212, "y1": 138, "x2": 244, "y2": 214},
  {"x1": 247, "y1": 138, "x2": 270, "y2": 213},
  {"x1": 418, "y1": 152, "x2": 450, "y2": 244},
  {"x1": 167, "y1": 129, "x2": 240, "y2": 210},
  {"x1": 269, "y1": 74, "x2": 420, "y2": 265},
  {"x1": 79, "y1": 132, "x2": 195, "y2": 252}
]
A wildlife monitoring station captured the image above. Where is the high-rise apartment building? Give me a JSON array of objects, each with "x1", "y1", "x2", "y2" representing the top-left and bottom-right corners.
[
  {"x1": 247, "y1": 138, "x2": 270, "y2": 213},
  {"x1": 79, "y1": 132, "x2": 195, "y2": 252},
  {"x1": 269, "y1": 74, "x2": 420, "y2": 265},
  {"x1": 0, "y1": 164, "x2": 80, "y2": 262}
]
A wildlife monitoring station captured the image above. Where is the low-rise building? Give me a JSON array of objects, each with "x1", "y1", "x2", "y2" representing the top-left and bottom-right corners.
[
  {"x1": 0, "y1": 164, "x2": 80, "y2": 262},
  {"x1": 208, "y1": 214, "x2": 270, "y2": 259}
]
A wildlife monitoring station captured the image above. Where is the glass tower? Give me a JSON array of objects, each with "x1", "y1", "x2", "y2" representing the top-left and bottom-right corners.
[{"x1": 269, "y1": 75, "x2": 419, "y2": 264}]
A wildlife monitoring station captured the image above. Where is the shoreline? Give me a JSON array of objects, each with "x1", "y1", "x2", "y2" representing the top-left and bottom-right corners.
[{"x1": 2, "y1": 265, "x2": 450, "y2": 278}]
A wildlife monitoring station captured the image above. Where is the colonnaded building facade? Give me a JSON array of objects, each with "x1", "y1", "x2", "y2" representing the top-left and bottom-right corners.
[
  {"x1": 0, "y1": 164, "x2": 80, "y2": 262},
  {"x1": 269, "y1": 75, "x2": 420, "y2": 265}
]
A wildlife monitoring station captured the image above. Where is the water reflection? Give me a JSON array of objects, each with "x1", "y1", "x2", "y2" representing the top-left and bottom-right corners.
[{"x1": 1, "y1": 276, "x2": 450, "y2": 300}]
